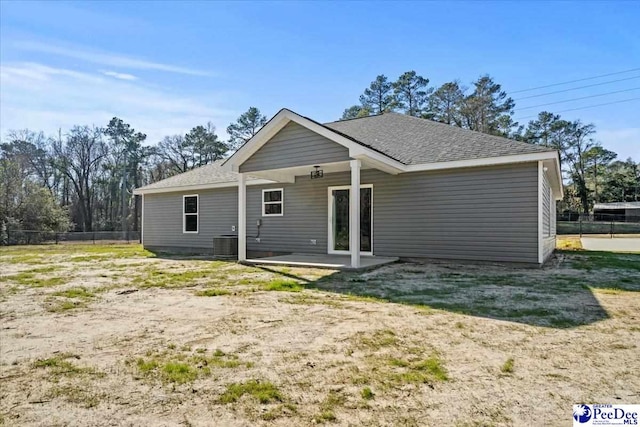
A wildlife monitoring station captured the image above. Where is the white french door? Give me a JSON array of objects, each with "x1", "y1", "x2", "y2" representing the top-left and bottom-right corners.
[{"x1": 327, "y1": 185, "x2": 373, "y2": 255}]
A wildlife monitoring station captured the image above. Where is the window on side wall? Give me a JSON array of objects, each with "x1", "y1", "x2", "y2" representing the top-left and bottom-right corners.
[
  {"x1": 183, "y1": 195, "x2": 199, "y2": 233},
  {"x1": 262, "y1": 189, "x2": 283, "y2": 217}
]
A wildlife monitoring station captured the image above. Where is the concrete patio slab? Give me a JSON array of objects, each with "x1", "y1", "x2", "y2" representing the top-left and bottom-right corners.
[{"x1": 244, "y1": 253, "x2": 398, "y2": 270}]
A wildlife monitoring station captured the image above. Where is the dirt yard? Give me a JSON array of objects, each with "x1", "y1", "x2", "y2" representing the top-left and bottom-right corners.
[{"x1": 1, "y1": 244, "x2": 639, "y2": 426}]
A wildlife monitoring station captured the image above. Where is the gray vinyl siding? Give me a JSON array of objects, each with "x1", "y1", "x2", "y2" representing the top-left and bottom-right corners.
[
  {"x1": 143, "y1": 188, "x2": 237, "y2": 252},
  {"x1": 246, "y1": 162, "x2": 540, "y2": 263},
  {"x1": 246, "y1": 174, "x2": 350, "y2": 255},
  {"x1": 375, "y1": 164, "x2": 538, "y2": 263},
  {"x1": 239, "y1": 122, "x2": 350, "y2": 173},
  {"x1": 541, "y1": 170, "x2": 556, "y2": 261},
  {"x1": 142, "y1": 162, "x2": 540, "y2": 263}
]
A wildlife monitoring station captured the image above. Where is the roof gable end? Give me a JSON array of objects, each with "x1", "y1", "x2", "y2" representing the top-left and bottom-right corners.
[
  {"x1": 222, "y1": 109, "x2": 406, "y2": 175},
  {"x1": 238, "y1": 121, "x2": 350, "y2": 173}
]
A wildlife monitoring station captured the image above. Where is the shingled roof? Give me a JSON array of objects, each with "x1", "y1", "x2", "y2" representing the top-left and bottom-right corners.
[
  {"x1": 136, "y1": 160, "x2": 261, "y2": 192},
  {"x1": 137, "y1": 110, "x2": 557, "y2": 193},
  {"x1": 324, "y1": 112, "x2": 554, "y2": 165}
]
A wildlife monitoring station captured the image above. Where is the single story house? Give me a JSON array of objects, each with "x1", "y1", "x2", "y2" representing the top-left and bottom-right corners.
[{"x1": 134, "y1": 108, "x2": 563, "y2": 268}]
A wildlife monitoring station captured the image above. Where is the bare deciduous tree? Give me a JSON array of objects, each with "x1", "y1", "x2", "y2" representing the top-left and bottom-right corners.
[{"x1": 52, "y1": 126, "x2": 107, "y2": 231}]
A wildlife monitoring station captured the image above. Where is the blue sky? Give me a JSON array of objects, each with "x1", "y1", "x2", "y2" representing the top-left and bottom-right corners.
[{"x1": 1, "y1": 1, "x2": 638, "y2": 159}]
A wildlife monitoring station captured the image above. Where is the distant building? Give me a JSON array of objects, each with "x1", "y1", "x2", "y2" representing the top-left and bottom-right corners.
[{"x1": 593, "y1": 202, "x2": 640, "y2": 222}]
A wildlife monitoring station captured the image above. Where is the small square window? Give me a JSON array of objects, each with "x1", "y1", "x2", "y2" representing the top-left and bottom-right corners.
[
  {"x1": 184, "y1": 196, "x2": 198, "y2": 214},
  {"x1": 264, "y1": 203, "x2": 282, "y2": 215},
  {"x1": 263, "y1": 190, "x2": 282, "y2": 203},
  {"x1": 262, "y1": 189, "x2": 283, "y2": 217},
  {"x1": 185, "y1": 215, "x2": 198, "y2": 232}
]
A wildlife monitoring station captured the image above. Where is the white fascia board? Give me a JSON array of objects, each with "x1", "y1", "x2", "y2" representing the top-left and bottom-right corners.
[
  {"x1": 222, "y1": 108, "x2": 406, "y2": 174},
  {"x1": 552, "y1": 151, "x2": 564, "y2": 200},
  {"x1": 351, "y1": 149, "x2": 404, "y2": 174},
  {"x1": 290, "y1": 115, "x2": 405, "y2": 170},
  {"x1": 404, "y1": 150, "x2": 564, "y2": 199},
  {"x1": 133, "y1": 179, "x2": 276, "y2": 195},
  {"x1": 223, "y1": 109, "x2": 293, "y2": 172},
  {"x1": 403, "y1": 151, "x2": 558, "y2": 173},
  {"x1": 543, "y1": 159, "x2": 564, "y2": 201}
]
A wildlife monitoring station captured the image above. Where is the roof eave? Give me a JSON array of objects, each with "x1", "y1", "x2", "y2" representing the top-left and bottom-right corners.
[
  {"x1": 404, "y1": 150, "x2": 564, "y2": 199},
  {"x1": 404, "y1": 150, "x2": 558, "y2": 171},
  {"x1": 133, "y1": 178, "x2": 276, "y2": 195}
]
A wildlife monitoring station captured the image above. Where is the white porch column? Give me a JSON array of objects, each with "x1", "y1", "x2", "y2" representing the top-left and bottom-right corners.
[
  {"x1": 350, "y1": 159, "x2": 361, "y2": 268},
  {"x1": 238, "y1": 172, "x2": 247, "y2": 261}
]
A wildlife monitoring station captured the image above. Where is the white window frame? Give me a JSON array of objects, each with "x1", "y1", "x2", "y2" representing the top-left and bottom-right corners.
[
  {"x1": 262, "y1": 188, "x2": 284, "y2": 217},
  {"x1": 183, "y1": 194, "x2": 199, "y2": 234}
]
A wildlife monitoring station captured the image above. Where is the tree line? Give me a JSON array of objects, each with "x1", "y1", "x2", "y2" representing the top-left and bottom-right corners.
[
  {"x1": 341, "y1": 71, "x2": 639, "y2": 215},
  {"x1": 1, "y1": 72, "x2": 638, "y2": 238},
  {"x1": 0, "y1": 108, "x2": 266, "y2": 236}
]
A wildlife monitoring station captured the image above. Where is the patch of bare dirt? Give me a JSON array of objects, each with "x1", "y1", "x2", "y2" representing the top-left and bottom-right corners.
[{"x1": 1, "y1": 250, "x2": 639, "y2": 426}]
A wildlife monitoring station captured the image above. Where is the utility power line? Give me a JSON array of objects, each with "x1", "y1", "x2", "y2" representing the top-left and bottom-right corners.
[
  {"x1": 510, "y1": 67, "x2": 640, "y2": 94},
  {"x1": 514, "y1": 75, "x2": 640, "y2": 101},
  {"x1": 515, "y1": 87, "x2": 640, "y2": 111},
  {"x1": 514, "y1": 97, "x2": 640, "y2": 121}
]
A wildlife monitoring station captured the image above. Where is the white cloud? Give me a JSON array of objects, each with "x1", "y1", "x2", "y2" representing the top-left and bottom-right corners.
[
  {"x1": 597, "y1": 128, "x2": 640, "y2": 161},
  {"x1": 0, "y1": 62, "x2": 235, "y2": 144},
  {"x1": 1, "y1": 62, "x2": 102, "y2": 83},
  {"x1": 101, "y1": 70, "x2": 138, "y2": 81},
  {"x1": 12, "y1": 40, "x2": 211, "y2": 77}
]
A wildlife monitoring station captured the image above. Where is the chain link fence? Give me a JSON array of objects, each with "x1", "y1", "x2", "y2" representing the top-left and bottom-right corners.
[
  {"x1": 3, "y1": 212, "x2": 638, "y2": 245},
  {"x1": 1, "y1": 230, "x2": 141, "y2": 246},
  {"x1": 557, "y1": 212, "x2": 640, "y2": 237}
]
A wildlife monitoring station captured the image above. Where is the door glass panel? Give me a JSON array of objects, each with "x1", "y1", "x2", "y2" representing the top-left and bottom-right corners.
[
  {"x1": 333, "y1": 189, "x2": 350, "y2": 251},
  {"x1": 331, "y1": 188, "x2": 372, "y2": 252},
  {"x1": 360, "y1": 188, "x2": 372, "y2": 252}
]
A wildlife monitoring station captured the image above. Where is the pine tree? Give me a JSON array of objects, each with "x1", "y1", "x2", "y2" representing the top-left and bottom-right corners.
[
  {"x1": 359, "y1": 75, "x2": 397, "y2": 115},
  {"x1": 226, "y1": 107, "x2": 267, "y2": 151},
  {"x1": 460, "y1": 75, "x2": 515, "y2": 135},
  {"x1": 392, "y1": 71, "x2": 432, "y2": 117}
]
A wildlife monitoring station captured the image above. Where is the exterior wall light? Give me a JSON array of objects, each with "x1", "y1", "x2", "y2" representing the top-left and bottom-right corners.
[{"x1": 311, "y1": 165, "x2": 324, "y2": 179}]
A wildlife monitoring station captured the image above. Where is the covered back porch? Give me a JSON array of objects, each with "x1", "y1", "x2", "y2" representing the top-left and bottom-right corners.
[
  {"x1": 237, "y1": 158, "x2": 396, "y2": 269},
  {"x1": 223, "y1": 110, "x2": 405, "y2": 269}
]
